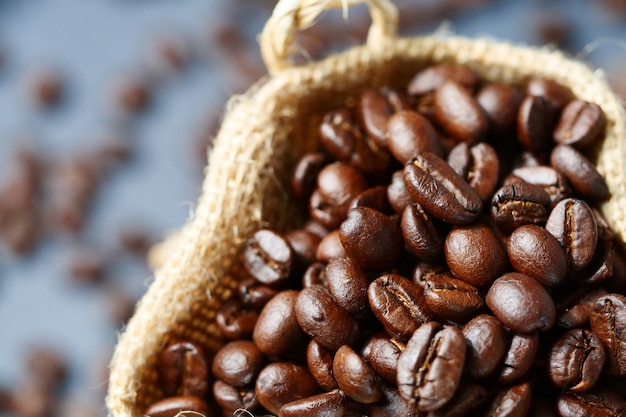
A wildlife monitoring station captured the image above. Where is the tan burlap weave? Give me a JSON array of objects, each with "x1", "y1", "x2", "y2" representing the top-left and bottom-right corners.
[{"x1": 106, "y1": 0, "x2": 626, "y2": 416}]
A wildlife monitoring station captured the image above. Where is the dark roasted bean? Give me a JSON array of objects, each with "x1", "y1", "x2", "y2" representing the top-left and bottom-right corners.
[
  {"x1": 554, "y1": 100, "x2": 606, "y2": 148},
  {"x1": 447, "y1": 142, "x2": 500, "y2": 202},
  {"x1": 144, "y1": 396, "x2": 209, "y2": 417},
  {"x1": 462, "y1": 314, "x2": 507, "y2": 380},
  {"x1": 243, "y1": 229, "x2": 293, "y2": 286},
  {"x1": 306, "y1": 340, "x2": 338, "y2": 391},
  {"x1": 423, "y1": 272, "x2": 484, "y2": 322},
  {"x1": 215, "y1": 299, "x2": 258, "y2": 340},
  {"x1": 526, "y1": 76, "x2": 574, "y2": 112},
  {"x1": 401, "y1": 203, "x2": 444, "y2": 262},
  {"x1": 497, "y1": 331, "x2": 539, "y2": 384},
  {"x1": 291, "y1": 152, "x2": 327, "y2": 203},
  {"x1": 295, "y1": 285, "x2": 360, "y2": 351},
  {"x1": 339, "y1": 207, "x2": 404, "y2": 270},
  {"x1": 408, "y1": 64, "x2": 480, "y2": 96},
  {"x1": 397, "y1": 322, "x2": 466, "y2": 411},
  {"x1": 255, "y1": 362, "x2": 319, "y2": 415},
  {"x1": 507, "y1": 224, "x2": 568, "y2": 287},
  {"x1": 434, "y1": 80, "x2": 488, "y2": 144},
  {"x1": 349, "y1": 185, "x2": 393, "y2": 214},
  {"x1": 211, "y1": 340, "x2": 264, "y2": 388},
  {"x1": 368, "y1": 384, "x2": 422, "y2": 417},
  {"x1": 557, "y1": 386, "x2": 626, "y2": 417},
  {"x1": 590, "y1": 294, "x2": 626, "y2": 376},
  {"x1": 325, "y1": 257, "x2": 371, "y2": 318},
  {"x1": 333, "y1": 345, "x2": 382, "y2": 404},
  {"x1": 548, "y1": 329, "x2": 606, "y2": 392},
  {"x1": 253, "y1": 290, "x2": 306, "y2": 358},
  {"x1": 302, "y1": 262, "x2": 328, "y2": 288},
  {"x1": 212, "y1": 380, "x2": 260, "y2": 413},
  {"x1": 510, "y1": 165, "x2": 570, "y2": 206},
  {"x1": 404, "y1": 152, "x2": 482, "y2": 224},
  {"x1": 368, "y1": 274, "x2": 432, "y2": 341},
  {"x1": 485, "y1": 380, "x2": 532, "y2": 417},
  {"x1": 517, "y1": 95, "x2": 554, "y2": 153},
  {"x1": 361, "y1": 335, "x2": 403, "y2": 384},
  {"x1": 428, "y1": 383, "x2": 488, "y2": 417},
  {"x1": 491, "y1": 181, "x2": 551, "y2": 233},
  {"x1": 476, "y1": 82, "x2": 523, "y2": 137},
  {"x1": 158, "y1": 341, "x2": 208, "y2": 397},
  {"x1": 237, "y1": 277, "x2": 279, "y2": 309},
  {"x1": 360, "y1": 88, "x2": 412, "y2": 147},
  {"x1": 445, "y1": 223, "x2": 509, "y2": 287},
  {"x1": 486, "y1": 272, "x2": 556, "y2": 333},
  {"x1": 386, "y1": 110, "x2": 443, "y2": 163},
  {"x1": 388, "y1": 169, "x2": 416, "y2": 215},
  {"x1": 550, "y1": 144, "x2": 609, "y2": 201},
  {"x1": 279, "y1": 390, "x2": 355, "y2": 417},
  {"x1": 557, "y1": 288, "x2": 607, "y2": 329},
  {"x1": 285, "y1": 228, "x2": 321, "y2": 272}
]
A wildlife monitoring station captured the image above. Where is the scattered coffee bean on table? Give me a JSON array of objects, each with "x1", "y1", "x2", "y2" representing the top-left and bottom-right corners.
[{"x1": 147, "y1": 64, "x2": 626, "y2": 417}]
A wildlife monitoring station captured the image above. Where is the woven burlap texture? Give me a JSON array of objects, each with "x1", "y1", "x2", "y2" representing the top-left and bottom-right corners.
[{"x1": 106, "y1": 4, "x2": 626, "y2": 417}]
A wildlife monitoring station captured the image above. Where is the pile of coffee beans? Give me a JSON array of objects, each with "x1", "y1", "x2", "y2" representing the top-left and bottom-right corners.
[{"x1": 147, "y1": 65, "x2": 626, "y2": 417}]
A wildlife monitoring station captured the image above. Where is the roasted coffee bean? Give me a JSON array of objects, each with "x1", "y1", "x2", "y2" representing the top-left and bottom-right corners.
[
  {"x1": 397, "y1": 322, "x2": 466, "y2": 411},
  {"x1": 553, "y1": 100, "x2": 606, "y2": 148},
  {"x1": 526, "y1": 76, "x2": 574, "y2": 112},
  {"x1": 408, "y1": 64, "x2": 480, "y2": 96},
  {"x1": 319, "y1": 109, "x2": 391, "y2": 177},
  {"x1": 285, "y1": 228, "x2": 321, "y2": 272},
  {"x1": 510, "y1": 165, "x2": 570, "y2": 206},
  {"x1": 349, "y1": 185, "x2": 393, "y2": 214},
  {"x1": 546, "y1": 198, "x2": 598, "y2": 270},
  {"x1": 517, "y1": 95, "x2": 554, "y2": 153},
  {"x1": 487, "y1": 272, "x2": 556, "y2": 333},
  {"x1": 484, "y1": 380, "x2": 532, "y2": 417},
  {"x1": 388, "y1": 169, "x2": 416, "y2": 215},
  {"x1": 360, "y1": 88, "x2": 412, "y2": 147},
  {"x1": 576, "y1": 238, "x2": 614, "y2": 285},
  {"x1": 361, "y1": 335, "x2": 403, "y2": 384},
  {"x1": 548, "y1": 329, "x2": 606, "y2": 392},
  {"x1": 237, "y1": 277, "x2": 279, "y2": 309},
  {"x1": 507, "y1": 224, "x2": 568, "y2": 287},
  {"x1": 386, "y1": 110, "x2": 443, "y2": 164},
  {"x1": 497, "y1": 331, "x2": 539, "y2": 384},
  {"x1": 412, "y1": 261, "x2": 448, "y2": 288},
  {"x1": 447, "y1": 142, "x2": 500, "y2": 202},
  {"x1": 279, "y1": 390, "x2": 355, "y2": 417},
  {"x1": 144, "y1": 396, "x2": 209, "y2": 417},
  {"x1": 213, "y1": 380, "x2": 260, "y2": 413},
  {"x1": 491, "y1": 181, "x2": 551, "y2": 233},
  {"x1": 445, "y1": 223, "x2": 509, "y2": 287},
  {"x1": 295, "y1": 285, "x2": 360, "y2": 351},
  {"x1": 215, "y1": 299, "x2": 258, "y2": 340},
  {"x1": 255, "y1": 362, "x2": 319, "y2": 415},
  {"x1": 310, "y1": 162, "x2": 369, "y2": 229},
  {"x1": 243, "y1": 229, "x2": 293, "y2": 286},
  {"x1": 423, "y1": 272, "x2": 484, "y2": 322},
  {"x1": 428, "y1": 383, "x2": 488, "y2": 417},
  {"x1": 158, "y1": 341, "x2": 208, "y2": 397},
  {"x1": 325, "y1": 257, "x2": 370, "y2": 318},
  {"x1": 476, "y1": 82, "x2": 523, "y2": 137},
  {"x1": 557, "y1": 386, "x2": 626, "y2": 417},
  {"x1": 550, "y1": 144, "x2": 609, "y2": 201},
  {"x1": 368, "y1": 384, "x2": 422, "y2": 417},
  {"x1": 401, "y1": 203, "x2": 445, "y2": 262},
  {"x1": 339, "y1": 207, "x2": 404, "y2": 270},
  {"x1": 291, "y1": 152, "x2": 327, "y2": 203},
  {"x1": 462, "y1": 314, "x2": 507, "y2": 380},
  {"x1": 368, "y1": 274, "x2": 432, "y2": 341},
  {"x1": 316, "y1": 229, "x2": 347, "y2": 262},
  {"x1": 253, "y1": 290, "x2": 306, "y2": 358},
  {"x1": 434, "y1": 80, "x2": 488, "y2": 144},
  {"x1": 333, "y1": 345, "x2": 382, "y2": 404},
  {"x1": 211, "y1": 340, "x2": 265, "y2": 388},
  {"x1": 302, "y1": 262, "x2": 328, "y2": 288},
  {"x1": 557, "y1": 288, "x2": 607, "y2": 329},
  {"x1": 306, "y1": 340, "x2": 338, "y2": 391},
  {"x1": 590, "y1": 294, "x2": 626, "y2": 376},
  {"x1": 404, "y1": 152, "x2": 482, "y2": 224}
]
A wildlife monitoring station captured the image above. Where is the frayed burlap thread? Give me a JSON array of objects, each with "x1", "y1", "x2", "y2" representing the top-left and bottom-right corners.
[{"x1": 106, "y1": 26, "x2": 626, "y2": 417}]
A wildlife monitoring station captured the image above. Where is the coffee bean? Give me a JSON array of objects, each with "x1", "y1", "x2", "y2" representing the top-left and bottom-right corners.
[
  {"x1": 526, "y1": 77, "x2": 574, "y2": 112},
  {"x1": 144, "y1": 396, "x2": 209, "y2": 417},
  {"x1": 554, "y1": 100, "x2": 606, "y2": 148},
  {"x1": 434, "y1": 80, "x2": 488, "y2": 144},
  {"x1": 279, "y1": 390, "x2": 355, "y2": 417},
  {"x1": 211, "y1": 340, "x2": 264, "y2": 388},
  {"x1": 401, "y1": 203, "x2": 445, "y2": 262},
  {"x1": 548, "y1": 329, "x2": 606, "y2": 392},
  {"x1": 253, "y1": 290, "x2": 306, "y2": 358},
  {"x1": 590, "y1": 294, "x2": 626, "y2": 376},
  {"x1": 408, "y1": 64, "x2": 480, "y2": 96},
  {"x1": 486, "y1": 272, "x2": 556, "y2": 333},
  {"x1": 550, "y1": 144, "x2": 609, "y2": 201},
  {"x1": 255, "y1": 362, "x2": 319, "y2": 415},
  {"x1": 291, "y1": 152, "x2": 327, "y2": 203},
  {"x1": 445, "y1": 223, "x2": 509, "y2": 287},
  {"x1": 368, "y1": 274, "x2": 432, "y2": 341},
  {"x1": 462, "y1": 314, "x2": 507, "y2": 380},
  {"x1": 507, "y1": 224, "x2": 568, "y2": 287},
  {"x1": 428, "y1": 382, "x2": 488, "y2": 417},
  {"x1": 158, "y1": 341, "x2": 208, "y2": 397},
  {"x1": 237, "y1": 277, "x2": 279, "y2": 309},
  {"x1": 491, "y1": 181, "x2": 551, "y2": 233},
  {"x1": 484, "y1": 380, "x2": 532, "y2": 417},
  {"x1": 386, "y1": 110, "x2": 443, "y2": 164},
  {"x1": 510, "y1": 165, "x2": 570, "y2": 206},
  {"x1": 339, "y1": 207, "x2": 404, "y2": 270},
  {"x1": 325, "y1": 257, "x2": 371, "y2": 318},
  {"x1": 295, "y1": 285, "x2": 360, "y2": 351},
  {"x1": 316, "y1": 229, "x2": 347, "y2": 262},
  {"x1": 557, "y1": 386, "x2": 626, "y2": 417},
  {"x1": 476, "y1": 82, "x2": 523, "y2": 137},
  {"x1": 447, "y1": 142, "x2": 500, "y2": 202},
  {"x1": 243, "y1": 229, "x2": 293, "y2": 286},
  {"x1": 349, "y1": 185, "x2": 393, "y2": 214},
  {"x1": 497, "y1": 331, "x2": 539, "y2": 384},
  {"x1": 388, "y1": 169, "x2": 415, "y2": 215},
  {"x1": 306, "y1": 340, "x2": 338, "y2": 391},
  {"x1": 423, "y1": 272, "x2": 484, "y2": 322},
  {"x1": 215, "y1": 299, "x2": 258, "y2": 340},
  {"x1": 546, "y1": 198, "x2": 598, "y2": 270},
  {"x1": 397, "y1": 322, "x2": 466, "y2": 411},
  {"x1": 333, "y1": 345, "x2": 382, "y2": 404},
  {"x1": 360, "y1": 88, "x2": 412, "y2": 147},
  {"x1": 517, "y1": 95, "x2": 554, "y2": 153},
  {"x1": 212, "y1": 380, "x2": 260, "y2": 413},
  {"x1": 404, "y1": 152, "x2": 482, "y2": 224},
  {"x1": 302, "y1": 262, "x2": 328, "y2": 288},
  {"x1": 361, "y1": 335, "x2": 403, "y2": 384},
  {"x1": 285, "y1": 228, "x2": 321, "y2": 272},
  {"x1": 557, "y1": 288, "x2": 607, "y2": 329}
]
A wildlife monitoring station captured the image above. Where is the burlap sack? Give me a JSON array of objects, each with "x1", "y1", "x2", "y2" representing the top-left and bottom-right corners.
[{"x1": 106, "y1": 0, "x2": 626, "y2": 415}]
